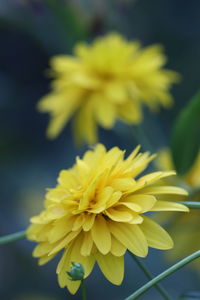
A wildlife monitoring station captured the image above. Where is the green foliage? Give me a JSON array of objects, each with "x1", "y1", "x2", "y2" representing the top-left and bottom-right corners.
[
  {"x1": 171, "y1": 91, "x2": 200, "y2": 176},
  {"x1": 44, "y1": 0, "x2": 88, "y2": 42}
]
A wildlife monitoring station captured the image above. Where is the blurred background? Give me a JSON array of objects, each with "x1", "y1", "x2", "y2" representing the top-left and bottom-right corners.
[{"x1": 0, "y1": 0, "x2": 200, "y2": 299}]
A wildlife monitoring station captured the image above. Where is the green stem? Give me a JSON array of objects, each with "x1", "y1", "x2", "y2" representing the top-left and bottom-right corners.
[
  {"x1": 0, "y1": 230, "x2": 26, "y2": 245},
  {"x1": 125, "y1": 250, "x2": 200, "y2": 300},
  {"x1": 179, "y1": 201, "x2": 200, "y2": 209},
  {"x1": 129, "y1": 252, "x2": 172, "y2": 300},
  {"x1": 81, "y1": 279, "x2": 87, "y2": 300}
]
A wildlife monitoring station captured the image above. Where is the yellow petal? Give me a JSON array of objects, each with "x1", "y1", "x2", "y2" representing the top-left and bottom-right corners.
[
  {"x1": 76, "y1": 157, "x2": 90, "y2": 178},
  {"x1": 56, "y1": 248, "x2": 69, "y2": 274},
  {"x1": 124, "y1": 194, "x2": 157, "y2": 213},
  {"x1": 79, "y1": 178, "x2": 97, "y2": 210},
  {"x1": 73, "y1": 102, "x2": 97, "y2": 145},
  {"x1": 126, "y1": 154, "x2": 156, "y2": 178},
  {"x1": 72, "y1": 214, "x2": 85, "y2": 231},
  {"x1": 65, "y1": 280, "x2": 81, "y2": 295},
  {"x1": 94, "y1": 96, "x2": 117, "y2": 128},
  {"x1": 33, "y1": 242, "x2": 54, "y2": 257},
  {"x1": 57, "y1": 235, "x2": 95, "y2": 293},
  {"x1": 111, "y1": 237, "x2": 126, "y2": 256},
  {"x1": 57, "y1": 247, "x2": 81, "y2": 294},
  {"x1": 89, "y1": 186, "x2": 114, "y2": 213},
  {"x1": 118, "y1": 99, "x2": 142, "y2": 123},
  {"x1": 69, "y1": 236, "x2": 95, "y2": 278},
  {"x1": 105, "y1": 207, "x2": 133, "y2": 222},
  {"x1": 26, "y1": 223, "x2": 42, "y2": 240},
  {"x1": 113, "y1": 145, "x2": 141, "y2": 177},
  {"x1": 70, "y1": 72, "x2": 100, "y2": 89},
  {"x1": 151, "y1": 200, "x2": 189, "y2": 212},
  {"x1": 129, "y1": 213, "x2": 144, "y2": 224},
  {"x1": 94, "y1": 168, "x2": 111, "y2": 191},
  {"x1": 39, "y1": 96, "x2": 80, "y2": 139},
  {"x1": 126, "y1": 145, "x2": 141, "y2": 161},
  {"x1": 27, "y1": 223, "x2": 52, "y2": 242},
  {"x1": 81, "y1": 231, "x2": 93, "y2": 256},
  {"x1": 140, "y1": 216, "x2": 173, "y2": 249},
  {"x1": 48, "y1": 216, "x2": 75, "y2": 243},
  {"x1": 83, "y1": 143, "x2": 106, "y2": 166},
  {"x1": 123, "y1": 180, "x2": 145, "y2": 195},
  {"x1": 106, "y1": 191, "x2": 122, "y2": 208},
  {"x1": 82, "y1": 214, "x2": 95, "y2": 231},
  {"x1": 118, "y1": 201, "x2": 141, "y2": 212},
  {"x1": 139, "y1": 186, "x2": 188, "y2": 196},
  {"x1": 46, "y1": 188, "x2": 67, "y2": 202},
  {"x1": 95, "y1": 252, "x2": 124, "y2": 285},
  {"x1": 49, "y1": 230, "x2": 81, "y2": 255},
  {"x1": 109, "y1": 222, "x2": 148, "y2": 257},
  {"x1": 138, "y1": 171, "x2": 176, "y2": 185},
  {"x1": 104, "y1": 82, "x2": 127, "y2": 104},
  {"x1": 38, "y1": 253, "x2": 56, "y2": 265},
  {"x1": 50, "y1": 56, "x2": 79, "y2": 73},
  {"x1": 91, "y1": 215, "x2": 111, "y2": 254},
  {"x1": 58, "y1": 170, "x2": 79, "y2": 189},
  {"x1": 105, "y1": 147, "x2": 124, "y2": 169},
  {"x1": 111, "y1": 178, "x2": 136, "y2": 191}
]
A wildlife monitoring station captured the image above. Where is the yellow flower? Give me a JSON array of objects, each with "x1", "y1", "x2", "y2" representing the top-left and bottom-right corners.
[
  {"x1": 156, "y1": 149, "x2": 200, "y2": 267},
  {"x1": 27, "y1": 144, "x2": 188, "y2": 294},
  {"x1": 38, "y1": 33, "x2": 179, "y2": 145}
]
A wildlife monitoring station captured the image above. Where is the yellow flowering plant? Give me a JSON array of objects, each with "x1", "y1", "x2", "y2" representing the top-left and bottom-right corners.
[
  {"x1": 38, "y1": 33, "x2": 179, "y2": 145},
  {"x1": 1, "y1": 16, "x2": 200, "y2": 298},
  {"x1": 25, "y1": 144, "x2": 189, "y2": 294}
]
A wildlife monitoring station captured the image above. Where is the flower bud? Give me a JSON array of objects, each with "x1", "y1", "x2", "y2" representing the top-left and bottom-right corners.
[{"x1": 67, "y1": 262, "x2": 85, "y2": 281}]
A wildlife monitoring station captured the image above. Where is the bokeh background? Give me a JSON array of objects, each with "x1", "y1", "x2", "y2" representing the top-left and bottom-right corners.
[{"x1": 1, "y1": 0, "x2": 200, "y2": 299}]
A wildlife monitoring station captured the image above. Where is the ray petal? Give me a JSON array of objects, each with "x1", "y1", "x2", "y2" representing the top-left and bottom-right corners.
[{"x1": 140, "y1": 216, "x2": 173, "y2": 250}]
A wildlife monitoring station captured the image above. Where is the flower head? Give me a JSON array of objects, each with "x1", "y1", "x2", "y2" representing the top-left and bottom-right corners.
[
  {"x1": 156, "y1": 149, "x2": 200, "y2": 267},
  {"x1": 27, "y1": 144, "x2": 188, "y2": 294},
  {"x1": 38, "y1": 33, "x2": 179, "y2": 144}
]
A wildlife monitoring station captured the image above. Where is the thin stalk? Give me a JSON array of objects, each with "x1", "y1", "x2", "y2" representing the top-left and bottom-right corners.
[
  {"x1": 0, "y1": 230, "x2": 26, "y2": 245},
  {"x1": 81, "y1": 279, "x2": 87, "y2": 300},
  {"x1": 125, "y1": 250, "x2": 200, "y2": 300},
  {"x1": 129, "y1": 252, "x2": 172, "y2": 300},
  {"x1": 179, "y1": 201, "x2": 200, "y2": 209}
]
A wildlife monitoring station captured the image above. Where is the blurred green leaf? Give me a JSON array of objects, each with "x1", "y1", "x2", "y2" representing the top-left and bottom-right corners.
[
  {"x1": 171, "y1": 90, "x2": 200, "y2": 175},
  {"x1": 44, "y1": 0, "x2": 88, "y2": 42}
]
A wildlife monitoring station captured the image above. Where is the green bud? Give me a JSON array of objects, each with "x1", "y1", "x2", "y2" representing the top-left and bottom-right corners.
[{"x1": 67, "y1": 262, "x2": 85, "y2": 281}]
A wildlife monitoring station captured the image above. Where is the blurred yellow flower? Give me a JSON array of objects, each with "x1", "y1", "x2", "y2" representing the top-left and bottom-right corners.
[
  {"x1": 27, "y1": 144, "x2": 188, "y2": 294},
  {"x1": 157, "y1": 149, "x2": 200, "y2": 188},
  {"x1": 156, "y1": 149, "x2": 200, "y2": 266},
  {"x1": 38, "y1": 33, "x2": 179, "y2": 144}
]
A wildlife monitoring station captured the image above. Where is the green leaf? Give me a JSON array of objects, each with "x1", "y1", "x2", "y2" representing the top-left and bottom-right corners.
[
  {"x1": 44, "y1": 0, "x2": 88, "y2": 43},
  {"x1": 171, "y1": 91, "x2": 200, "y2": 175}
]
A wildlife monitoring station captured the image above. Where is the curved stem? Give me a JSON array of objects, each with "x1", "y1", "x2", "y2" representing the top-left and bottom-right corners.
[
  {"x1": 129, "y1": 252, "x2": 172, "y2": 300},
  {"x1": 81, "y1": 279, "x2": 87, "y2": 300},
  {"x1": 125, "y1": 250, "x2": 200, "y2": 300},
  {"x1": 0, "y1": 230, "x2": 26, "y2": 245},
  {"x1": 179, "y1": 201, "x2": 200, "y2": 209}
]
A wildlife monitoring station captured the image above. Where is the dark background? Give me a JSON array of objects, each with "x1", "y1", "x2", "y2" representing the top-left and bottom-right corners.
[{"x1": 0, "y1": 0, "x2": 200, "y2": 299}]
